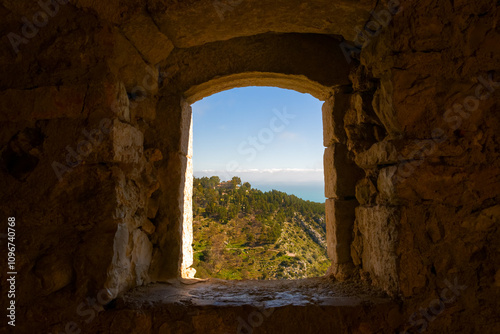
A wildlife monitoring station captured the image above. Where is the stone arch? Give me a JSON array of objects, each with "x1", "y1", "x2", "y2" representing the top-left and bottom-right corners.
[{"x1": 160, "y1": 33, "x2": 353, "y2": 102}]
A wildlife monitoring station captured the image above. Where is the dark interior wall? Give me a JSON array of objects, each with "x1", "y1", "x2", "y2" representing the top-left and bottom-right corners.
[
  {"x1": 0, "y1": 3, "x2": 164, "y2": 332},
  {"x1": 346, "y1": 1, "x2": 500, "y2": 332}
]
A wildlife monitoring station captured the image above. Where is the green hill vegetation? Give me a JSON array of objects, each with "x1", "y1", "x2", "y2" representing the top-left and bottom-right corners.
[{"x1": 192, "y1": 176, "x2": 330, "y2": 280}]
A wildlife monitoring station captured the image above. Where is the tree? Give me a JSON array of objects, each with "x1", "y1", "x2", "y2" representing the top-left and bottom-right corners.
[
  {"x1": 230, "y1": 176, "x2": 241, "y2": 189},
  {"x1": 209, "y1": 176, "x2": 220, "y2": 188}
]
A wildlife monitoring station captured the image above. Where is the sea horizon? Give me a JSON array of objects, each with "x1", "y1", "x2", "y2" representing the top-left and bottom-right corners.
[{"x1": 194, "y1": 170, "x2": 325, "y2": 203}]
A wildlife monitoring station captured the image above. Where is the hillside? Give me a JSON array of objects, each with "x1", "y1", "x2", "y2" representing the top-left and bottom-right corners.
[{"x1": 192, "y1": 176, "x2": 329, "y2": 279}]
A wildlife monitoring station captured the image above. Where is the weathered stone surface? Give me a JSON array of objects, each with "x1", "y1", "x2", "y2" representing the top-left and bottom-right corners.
[
  {"x1": 131, "y1": 229, "x2": 153, "y2": 285},
  {"x1": 74, "y1": 0, "x2": 141, "y2": 24},
  {"x1": 79, "y1": 119, "x2": 144, "y2": 165},
  {"x1": 326, "y1": 199, "x2": 358, "y2": 265},
  {"x1": 132, "y1": 97, "x2": 157, "y2": 121},
  {"x1": 461, "y1": 205, "x2": 500, "y2": 232},
  {"x1": 180, "y1": 127, "x2": 194, "y2": 278},
  {"x1": 322, "y1": 92, "x2": 349, "y2": 146},
  {"x1": 0, "y1": 89, "x2": 34, "y2": 121},
  {"x1": 324, "y1": 144, "x2": 363, "y2": 199},
  {"x1": 394, "y1": 163, "x2": 500, "y2": 207},
  {"x1": 343, "y1": 91, "x2": 387, "y2": 154},
  {"x1": 122, "y1": 13, "x2": 174, "y2": 65},
  {"x1": 106, "y1": 225, "x2": 152, "y2": 295},
  {"x1": 142, "y1": 219, "x2": 156, "y2": 235},
  {"x1": 145, "y1": 148, "x2": 163, "y2": 162},
  {"x1": 114, "y1": 168, "x2": 145, "y2": 221},
  {"x1": 180, "y1": 100, "x2": 193, "y2": 157},
  {"x1": 111, "y1": 81, "x2": 131, "y2": 122},
  {"x1": 107, "y1": 278, "x2": 396, "y2": 334},
  {"x1": 107, "y1": 28, "x2": 158, "y2": 91},
  {"x1": 34, "y1": 254, "x2": 73, "y2": 297},
  {"x1": 146, "y1": 196, "x2": 160, "y2": 219},
  {"x1": 377, "y1": 166, "x2": 399, "y2": 204},
  {"x1": 354, "y1": 141, "x2": 398, "y2": 169},
  {"x1": 349, "y1": 65, "x2": 376, "y2": 92},
  {"x1": 352, "y1": 206, "x2": 400, "y2": 294},
  {"x1": 106, "y1": 223, "x2": 134, "y2": 297},
  {"x1": 149, "y1": 0, "x2": 377, "y2": 48},
  {"x1": 355, "y1": 178, "x2": 377, "y2": 206},
  {"x1": 148, "y1": 96, "x2": 189, "y2": 281},
  {"x1": 0, "y1": 86, "x2": 87, "y2": 121},
  {"x1": 351, "y1": 93, "x2": 381, "y2": 126},
  {"x1": 111, "y1": 120, "x2": 144, "y2": 163},
  {"x1": 109, "y1": 310, "x2": 152, "y2": 333},
  {"x1": 371, "y1": 78, "x2": 402, "y2": 138}
]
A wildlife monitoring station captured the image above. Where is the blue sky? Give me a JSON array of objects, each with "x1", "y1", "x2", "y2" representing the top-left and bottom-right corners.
[{"x1": 192, "y1": 87, "x2": 324, "y2": 189}]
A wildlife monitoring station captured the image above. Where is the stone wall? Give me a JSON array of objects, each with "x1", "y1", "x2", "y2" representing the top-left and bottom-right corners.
[
  {"x1": 335, "y1": 0, "x2": 500, "y2": 331},
  {"x1": 0, "y1": 4, "x2": 177, "y2": 332},
  {"x1": 146, "y1": 96, "x2": 194, "y2": 280}
]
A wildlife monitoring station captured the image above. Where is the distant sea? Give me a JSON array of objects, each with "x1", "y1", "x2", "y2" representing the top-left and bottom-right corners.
[{"x1": 250, "y1": 182, "x2": 325, "y2": 203}]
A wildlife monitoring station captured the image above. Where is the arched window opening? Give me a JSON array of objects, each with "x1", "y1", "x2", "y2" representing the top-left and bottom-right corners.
[{"x1": 190, "y1": 87, "x2": 329, "y2": 280}]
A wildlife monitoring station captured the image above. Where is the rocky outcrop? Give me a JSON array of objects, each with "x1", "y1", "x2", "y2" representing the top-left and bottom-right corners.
[{"x1": 297, "y1": 219, "x2": 326, "y2": 249}]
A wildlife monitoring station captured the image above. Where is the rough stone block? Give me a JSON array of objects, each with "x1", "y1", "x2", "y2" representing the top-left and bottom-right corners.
[
  {"x1": 0, "y1": 86, "x2": 87, "y2": 122},
  {"x1": 34, "y1": 254, "x2": 73, "y2": 296},
  {"x1": 84, "y1": 120, "x2": 143, "y2": 164},
  {"x1": 114, "y1": 178, "x2": 145, "y2": 227},
  {"x1": 377, "y1": 166, "x2": 399, "y2": 204},
  {"x1": 180, "y1": 101, "x2": 193, "y2": 157},
  {"x1": 34, "y1": 86, "x2": 88, "y2": 119},
  {"x1": 354, "y1": 141, "x2": 398, "y2": 169},
  {"x1": 111, "y1": 120, "x2": 144, "y2": 163},
  {"x1": 355, "y1": 178, "x2": 377, "y2": 205},
  {"x1": 106, "y1": 223, "x2": 133, "y2": 298},
  {"x1": 156, "y1": 95, "x2": 185, "y2": 154},
  {"x1": 352, "y1": 206, "x2": 400, "y2": 293},
  {"x1": 326, "y1": 199, "x2": 358, "y2": 264},
  {"x1": 77, "y1": 228, "x2": 118, "y2": 296},
  {"x1": 141, "y1": 219, "x2": 156, "y2": 235},
  {"x1": 131, "y1": 229, "x2": 153, "y2": 285},
  {"x1": 350, "y1": 93, "x2": 384, "y2": 126},
  {"x1": 122, "y1": 14, "x2": 175, "y2": 65},
  {"x1": 0, "y1": 89, "x2": 34, "y2": 121},
  {"x1": 324, "y1": 144, "x2": 363, "y2": 199},
  {"x1": 351, "y1": 93, "x2": 364, "y2": 122},
  {"x1": 75, "y1": 0, "x2": 127, "y2": 24},
  {"x1": 145, "y1": 148, "x2": 163, "y2": 162},
  {"x1": 132, "y1": 97, "x2": 156, "y2": 121},
  {"x1": 322, "y1": 92, "x2": 349, "y2": 146},
  {"x1": 109, "y1": 310, "x2": 152, "y2": 333},
  {"x1": 110, "y1": 81, "x2": 130, "y2": 122},
  {"x1": 181, "y1": 154, "x2": 194, "y2": 278},
  {"x1": 371, "y1": 79, "x2": 402, "y2": 138},
  {"x1": 51, "y1": 165, "x2": 119, "y2": 230},
  {"x1": 147, "y1": 197, "x2": 160, "y2": 219},
  {"x1": 150, "y1": 151, "x2": 191, "y2": 280},
  {"x1": 108, "y1": 28, "x2": 157, "y2": 92}
]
